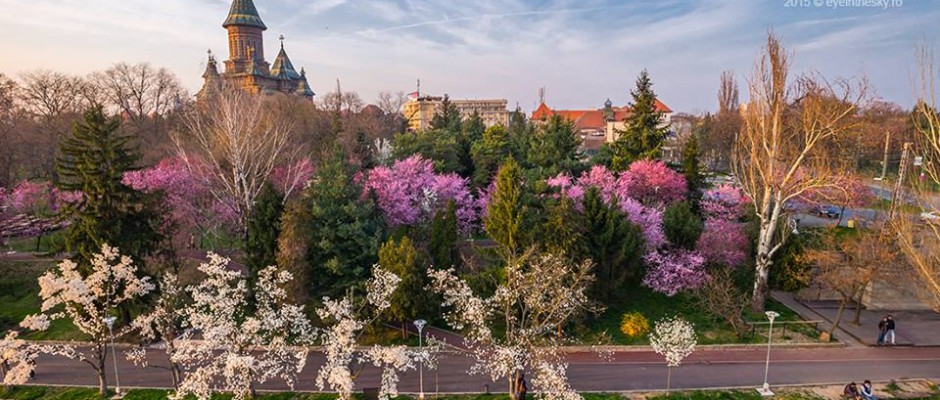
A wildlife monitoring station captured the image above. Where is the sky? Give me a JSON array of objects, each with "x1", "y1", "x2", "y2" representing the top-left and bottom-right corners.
[{"x1": 0, "y1": 0, "x2": 938, "y2": 114}]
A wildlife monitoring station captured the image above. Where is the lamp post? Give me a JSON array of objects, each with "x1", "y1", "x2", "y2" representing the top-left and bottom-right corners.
[
  {"x1": 757, "y1": 311, "x2": 780, "y2": 396},
  {"x1": 103, "y1": 316, "x2": 122, "y2": 398},
  {"x1": 414, "y1": 319, "x2": 427, "y2": 400}
]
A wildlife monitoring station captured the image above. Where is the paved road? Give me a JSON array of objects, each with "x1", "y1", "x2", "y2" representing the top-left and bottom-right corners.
[{"x1": 26, "y1": 346, "x2": 940, "y2": 393}]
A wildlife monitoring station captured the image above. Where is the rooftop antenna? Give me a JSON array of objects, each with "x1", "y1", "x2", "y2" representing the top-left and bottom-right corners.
[
  {"x1": 538, "y1": 87, "x2": 545, "y2": 105},
  {"x1": 417, "y1": 78, "x2": 421, "y2": 98}
]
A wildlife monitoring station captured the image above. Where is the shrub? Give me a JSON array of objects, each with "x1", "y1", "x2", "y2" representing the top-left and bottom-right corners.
[{"x1": 620, "y1": 311, "x2": 650, "y2": 338}]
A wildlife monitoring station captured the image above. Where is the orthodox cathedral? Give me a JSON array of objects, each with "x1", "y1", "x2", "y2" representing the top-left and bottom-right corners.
[{"x1": 198, "y1": 0, "x2": 314, "y2": 100}]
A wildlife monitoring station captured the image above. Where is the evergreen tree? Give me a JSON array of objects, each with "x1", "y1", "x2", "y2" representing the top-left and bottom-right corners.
[
  {"x1": 304, "y1": 147, "x2": 385, "y2": 299},
  {"x1": 56, "y1": 106, "x2": 163, "y2": 266},
  {"x1": 541, "y1": 196, "x2": 586, "y2": 259},
  {"x1": 429, "y1": 200, "x2": 459, "y2": 269},
  {"x1": 682, "y1": 133, "x2": 705, "y2": 205},
  {"x1": 392, "y1": 129, "x2": 462, "y2": 173},
  {"x1": 483, "y1": 157, "x2": 528, "y2": 263},
  {"x1": 526, "y1": 114, "x2": 583, "y2": 178},
  {"x1": 581, "y1": 188, "x2": 646, "y2": 301},
  {"x1": 246, "y1": 183, "x2": 284, "y2": 286},
  {"x1": 471, "y1": 125, "x2": 511, "y2": 188},
  {"x1": 457, "y1": 113, "x2": 486, "y2": 179},
  {"x1": 379, "y1": 235, "x2": 427, "y2": 338},
  {"x1": 506, "y1": 107, "x2": 534, "y2": 164},
  {"x1": 430, "y1": 95, "x2": 462, "y2": 133},
  {"x1": 662, "y1": 201, "x2": 704, "y2": 250},
  {"x1": 611, "y1": 70, "x2": 669, "y2": 170},
  {"x1": 276, "y1": 193, "x2": 312, "y2": 304},
  {"x1": 353, "y1": 130, "x2": 376, "y2": 169}
]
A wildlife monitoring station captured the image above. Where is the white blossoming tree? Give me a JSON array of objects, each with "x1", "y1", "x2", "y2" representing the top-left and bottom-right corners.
[
  {"x1": 19, "y1": 244, "x2": 155, "y2": 396},
  {"x1": 0, "y1": 331, "x2": 39, "y2": 386},
  {"x1": 429, "y1": 254, "x2": 596, "y2": 400},
  {"x1": 170, "y1": 253, "x2": 314, "y2": 400},
  {"x1": 126, "y1": 273, "x2": 186, "y2": 388},
  {"x1": 316, "y1": 265, "x2": 424, "y2": 400},
  {"x1": 649, "y1": 316, "x2": 697, "y2": 392}
]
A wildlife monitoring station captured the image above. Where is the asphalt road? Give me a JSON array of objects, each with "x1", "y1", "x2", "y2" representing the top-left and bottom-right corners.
[{"x1": 26, "y1": 346, "x2": 940, "y2": 393}]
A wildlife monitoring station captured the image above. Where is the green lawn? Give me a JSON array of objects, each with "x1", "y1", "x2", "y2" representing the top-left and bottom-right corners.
[
  {"x1": 0, "y1": 260, "x2": 89, "y2": 341},
  {"x1": 574, "y1": 286, "x2": 818, "y2": 346},
  {"x1": 4, "y1": 230, "x2": 67, "y2": 254}
]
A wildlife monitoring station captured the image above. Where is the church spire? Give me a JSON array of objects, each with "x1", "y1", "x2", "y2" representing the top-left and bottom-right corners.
[
  {"x1": 271, "y1": 35, "x2": 301, "y2": 80},
  {"x1": 223, "y1": 0, "x2": 267, "y2": 30}
]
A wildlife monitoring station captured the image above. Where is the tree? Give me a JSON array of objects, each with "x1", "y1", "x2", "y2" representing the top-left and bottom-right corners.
[
  {"x1": 681, "y1": 132, "x2": 705, "y2": 203},
  {"x1": 662, "y1": 201, "x2": 704, "y2": 250},
  {"x1": 701, "y1": 71, "x2": 743, "y2": 172},
  {"x1": 391, "y1": 129, "x2": 463, "y2": 174},
  {"x1": 471, "y1": 125, "x2": 512, "y2": 188},
  {"x1": 619, "y1": 160, "x2": 687, "y2": 207},
  {"x1": 430, "y1": 95, "x2": 462, "y2": 133},
  {"x1": 642, "y1": 250, "x2": 709, "y2": 296},
  {"x1": 379, "y1": 236, "x2": 426, "y2": 338},
  {"x1": 20, "y1": 244, "x2": 155, "y2": 396},
  {"x1": 56, "y1": 106, "x2": 164, "y2": 266},
  {"x1": 483, "y1": 158, "x2": 528, "y2": 263},
  {"x1": 175, "y1": 89, "x2": 294, "y2": 232},
  {"x1": 171, "y1": 254, "x2": 313, "y2": 400},
  {"x1": 695, "y1": 269, "x2": 750, "y2": 337},
  {"x1": 525, "y1": 114, "x2": 583, "y2": 178},
  {"x1": 582, "y1": 188, "x2": 646, "y2": 301},
  {"x1": 732, "y1": 33, "x2": 865, "y2": 312},
  {"x1": 611, "y1": 70, "x2": 669, "y2": 170},
  {"x1": 649, "y1": 316, "x2": 697, "y2": 393},
  {"x1": 127, "y1": 273, "x2": 186, "y2": 388},
  {"x1": 540, "y1": 195, "x2": 586, "y2": 259},
  {"x1": 458, "y1": 113, "x2": 486, "y2": 178},
  {"x1": 429, "y1": 200, "x2": 460, "y2": 269},
  {"x1": 429, "y1": 254, "x2": 596, "y2": 400},
  {"x1": 245, "y1": 183, "x2": 284, "y2": 287}
]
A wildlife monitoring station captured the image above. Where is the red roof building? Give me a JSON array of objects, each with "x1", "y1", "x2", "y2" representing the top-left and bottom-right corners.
[{"x1": 531, "y1": 98, "x2": 673, "y2": 154}]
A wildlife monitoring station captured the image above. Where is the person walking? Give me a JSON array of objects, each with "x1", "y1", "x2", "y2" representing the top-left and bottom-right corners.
[
  {"x1": 515, "y1": 372, "x2": 528, "y2": 400},
  {"x1": 861, "y1": 380, "x2": 878, "y2": 400},
  {"x1": 876, "y1": 316, "x2": 888, "y2": 345},
  {"x1": 885, "y1": 315, "x2": 896, "y2": 345}
]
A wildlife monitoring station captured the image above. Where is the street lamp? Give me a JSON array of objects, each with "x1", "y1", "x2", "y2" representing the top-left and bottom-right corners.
[
  {"x1": 757, "y1": 311, "x2": 780, "y2": 396},
  {"x1": 414, "y1": 319, "x2": 427, "y2": 400},
  {"x1": 103, "y1": 316, "x2": 122, "y2": 398}
]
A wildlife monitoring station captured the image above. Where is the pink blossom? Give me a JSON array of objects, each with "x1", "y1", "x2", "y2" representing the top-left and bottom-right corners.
[
  {"x1": 7, "y1": 180, "x2": 79, "y2": 215},
  {"x1": 270, "y1": 157, "x2": 314, "y2": 199},
  {"x1": 701, "y1": 184, "x2": 748, "y2": 220},
  {"x1": 642, "y1": 250, "x2": 710, "y2": 296},
  {"x1": 696, "y1": 218, "x2": 748, "y2": 267},
  {"x1": 618, "y1": 160, "x2": 687, "y2": 206},
  {"x1": 620, "y1": 197, "x2": 666, "y2": 250},
  {"x1": 576, "y1": 165, "x2": 617, "y2": 203}
]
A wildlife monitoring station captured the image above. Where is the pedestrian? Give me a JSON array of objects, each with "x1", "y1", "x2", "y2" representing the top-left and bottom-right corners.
[
  {"x1": 861, "y1": 380, "x2": 878, "y2": 400},
  {"x1": 885, "y1": 315, "x2": 896, "y2": 345},
  {"x1": 876, "y1": 316, "x2": 888, "y2": 345},
  {"x1": 515, "y1": 372, "x2": 528, "y2": 400},
  {"x1": 844, "y1": 381, "x2": 861, "y2": 400}
]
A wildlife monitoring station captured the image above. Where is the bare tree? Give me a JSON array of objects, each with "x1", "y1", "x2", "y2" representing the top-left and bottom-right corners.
[
  {"x1": 893, "y1": 43, "x2": 940, "y2": 312},
  {"x1": 91, "y1": 62, "x2": 186, "y2": 121},
  {"x1": 17, "y1": 70, "x2": 84, "y2": 119},
  {"x1": 174, "y1": 89, "x2": 294, "y2": 232},
  {"x1": 732, "y1": 33, "x2": 866, "y2": 312}
]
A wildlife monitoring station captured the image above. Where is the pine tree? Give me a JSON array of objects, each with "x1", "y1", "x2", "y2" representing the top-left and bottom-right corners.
[
  {"x1": 430, "y1": 95, "x2": 462, "y2": 133},
  {"x1": 526, "y1": 114, "x2": 583, "y2": 178},
  {"x1": 682, "y1": 133, "x2": 705, "y2": 205},
  {"x1": 429, "y1": 200, "x2": 459, "y2": 269},
  {"x1": 662, "y1": 201, "x2": 704, "y2": 250},
  {"x1": 246, "y1": 183, "x2": 284, "y2": 287},
  {"x1": 541, "y1": 196, "x2": 585, "y2": 259},
  {"x1": 471, "y1": 125, "x2": 511, "y2": 187},
  {"x1": 611, "y1": 70, "x2": 669, "y2": 170},
  {"x1": 457, "y1": 113, "x2": 486, "y2": 178},
  {"x1": 305, "y1": 147, "x2": 385, "y2": 299},
  {"x1": 483, "y1": 157, "x2": 528, "y2": 263},
  {"x1": 56, "y1": 106, "x2": 163, "y2": 266},
  {"x1": 581, "y1": 188, "x2": 646, "y2": 301},
  {"x1": 379, "y1": 235, "x2": 427, "y2": 338}
]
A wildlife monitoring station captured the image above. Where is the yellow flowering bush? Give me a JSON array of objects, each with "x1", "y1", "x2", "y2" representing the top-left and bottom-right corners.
[{"x1": 620, "y1": 311, "x2": 650, "y2": 338}]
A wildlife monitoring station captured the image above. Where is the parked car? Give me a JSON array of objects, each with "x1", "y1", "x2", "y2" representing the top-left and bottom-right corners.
[
  {"x1": 816, "y1": 205, "x2": 842, "y2": 219},
  {"x1": 919, "y1": 211, "x2": 940, "y2": 222}
]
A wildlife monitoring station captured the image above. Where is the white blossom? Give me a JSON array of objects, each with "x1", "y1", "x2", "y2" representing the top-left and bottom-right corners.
[
  {"x1": 649, "y1": 316, "x2": 697, "y2": 368},
  {"x1": 0, "y1": 331, "x2": 39, "y2": 385},
  {"x1": 170, "y1": 254, "x2": 313, "y2": 400}
]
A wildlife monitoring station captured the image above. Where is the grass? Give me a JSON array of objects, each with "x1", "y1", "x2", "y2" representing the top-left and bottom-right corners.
[
  {"x1": 574, "y1": 286, "x2": 818, "y2": 345},
  {"x1": 4, "y1": 231, "x2": 67, "y2": 254},
  {"x1": 0, "y1": 260, "x2": 88, "y2": 341}
]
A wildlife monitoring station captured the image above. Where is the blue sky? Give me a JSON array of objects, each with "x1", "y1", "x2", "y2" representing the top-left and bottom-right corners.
[{"x1": 0, "y1": 0, "x2": 937, "y2": 113}]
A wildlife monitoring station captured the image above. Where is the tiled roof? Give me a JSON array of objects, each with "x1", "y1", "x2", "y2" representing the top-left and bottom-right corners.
[
  {"x1": 223, "y1": 0, "x2": 267, "y2": 30},
  {"x1": 271, "y1": 46, "x2": 301, "y2": 80},
  {"x1": 532, "y1": 98, "x2": 673, "y2": 131}
]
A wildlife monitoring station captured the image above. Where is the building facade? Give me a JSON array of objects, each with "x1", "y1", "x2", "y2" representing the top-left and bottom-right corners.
[
  {"x1": 403, "y1": 96, "x2": 510, "y2": 132},
  {"x1": 198, "y1": 0, "x2": 314, "y2": 100},
  {"x1": 531, "y1": 99, "x2": 673, "y2": 155}
]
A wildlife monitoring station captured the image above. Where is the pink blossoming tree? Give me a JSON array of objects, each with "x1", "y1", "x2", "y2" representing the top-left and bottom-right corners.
[{"x1": 642, "y1": 250, "x2": 709, "y2": 296}]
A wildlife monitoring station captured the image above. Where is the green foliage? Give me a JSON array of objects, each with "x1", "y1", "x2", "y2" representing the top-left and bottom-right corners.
[
  {"x1": 457, "y1": 113, "x2": 486, "y2": 179},
  {"x1": 430, "y1": 95, "x2": 462, "y2": 133},
  {"x1": 55, "y1": 106, "x2": 164, "y2": 266},
  {"x1": 379, "y1": 236, "x2": 428, "y2": 331},
  {"x1": 471, "y1": 125, "x2": 511, "y2": 187},
  {"x1": 482, "y1": 158, "x2": 528, "y2": 262},
  {"x1": 245, "y1": 183, "x2": 284, "y2": 287},
  {"x1": 429, "y1": 200, "x2": 460, "y2": 269},
  {"x1": 525, "y1": 114, "x2": 584, "y2": 179},
  {"x1": 392, "y1": 129, "x2": 462, "y2": 174},
  {"x1": 682, "y1": 133, "x2": 705, "y2": 204},
  {"x1": 541, "y1": 196, "x2": 586, "y2": 258},
  {"x1": 610, "y1": 70, "x2": 669, "y2": 171},
  {"x1": 662, "y1": 201, "x2": 704, "y2": 250},
  {"x1": 582, "y1": 188, "x2": 646, "y2": 301},
  {"x1": 302, "y1": 148, "x2": 385, "y2": 299}
]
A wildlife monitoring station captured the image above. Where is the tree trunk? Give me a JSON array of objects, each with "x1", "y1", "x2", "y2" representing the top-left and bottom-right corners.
[
  {"x1": 97, "y1": 367, "x2": 108, "y2": 396},
  {"x1": 401, "y1": 321, "x2": 408, "y2": 340},
  {"x1": 171, "y1": 364, "x2": 182, "y2": 389},
  {"x1": 827, "y1": 299, "x2": 848, "y2": 337},
  {"x1": 666, "y1": 366, "x2": 672, "y2": 393},
  {"x1": 751, "y1": 257, "x2": 770, "y2": 313},
  {"x1": 853, "y1": 293, "x2": 864, "y2": 326}
]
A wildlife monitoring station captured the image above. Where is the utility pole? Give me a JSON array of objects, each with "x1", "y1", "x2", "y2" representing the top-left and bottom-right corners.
[
  {"x1": 888, "y1": 142, "x2": 912, "y2": 221},
  {"x1": 880, "y1": 130, "x2": 891, "y2": 181}
]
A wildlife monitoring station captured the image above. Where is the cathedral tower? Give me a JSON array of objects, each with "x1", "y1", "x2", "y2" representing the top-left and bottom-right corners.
[{"x1": 223, "y1": 0, "x2": 270, "y2": 75}]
